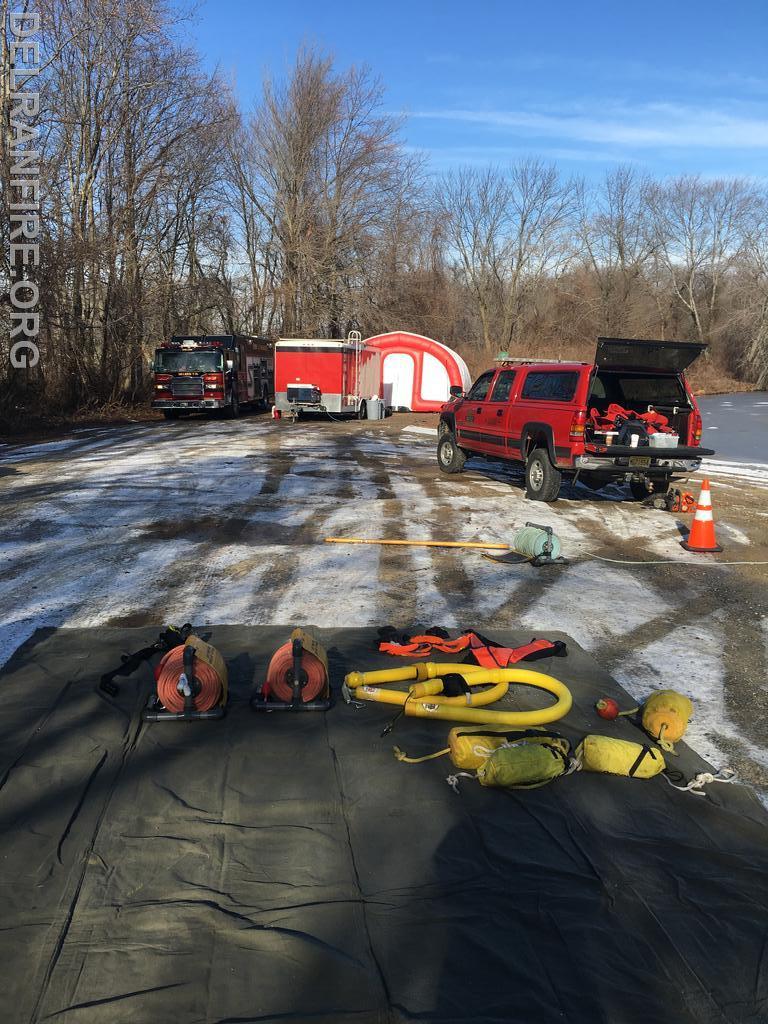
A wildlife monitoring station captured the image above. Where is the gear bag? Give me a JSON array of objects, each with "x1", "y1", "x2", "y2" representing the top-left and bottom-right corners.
[
  {"x1": 475, "y1": 736, "x2": 573, "y2": 790},
  {"x1": 395, "y1": 725, "x2": 572, "y2": 772},
  {"x1": 577, "y1": 734, "x2": 665, "y2": 778}
]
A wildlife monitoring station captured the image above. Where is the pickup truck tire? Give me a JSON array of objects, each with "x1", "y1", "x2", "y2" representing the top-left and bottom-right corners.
[
  {"x1": 629, "y1": 478, "x2": 652, "y2": 500},
  {"x1": 525, "y1": 448, "x2": 561, "y2": 502},
  {"x1": 357, "y1": 401, "x2": 367, "y2": 420},
  {"x1": 437, "y1": 433, "x2": 467, "y2": 474}
]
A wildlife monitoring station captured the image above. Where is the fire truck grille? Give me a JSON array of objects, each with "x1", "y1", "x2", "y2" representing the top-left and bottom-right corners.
[{"x1": 171, "y1": 377, "x2": 204, "y2": 398}]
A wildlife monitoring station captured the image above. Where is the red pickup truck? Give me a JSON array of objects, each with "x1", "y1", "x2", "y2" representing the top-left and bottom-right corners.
[{"x1": 437, "y1": 338, "x2": 714, "y2": 502}]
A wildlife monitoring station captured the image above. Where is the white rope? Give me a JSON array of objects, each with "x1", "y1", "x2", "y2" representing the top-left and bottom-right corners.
[
  {"x1": 588, "y1": 554, "x2": 768, "y2": 566},
  {"x1": 664, "y1": 768, "x2": 737, "y2": 796},
  {"x1": 446, "y1": 772, "x2": 474, "y2": 793}
]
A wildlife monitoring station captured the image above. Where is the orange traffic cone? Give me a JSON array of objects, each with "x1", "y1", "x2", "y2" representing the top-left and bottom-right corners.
[{"x1": 681, "y1": 479, "x2": 722, "y2": 553}]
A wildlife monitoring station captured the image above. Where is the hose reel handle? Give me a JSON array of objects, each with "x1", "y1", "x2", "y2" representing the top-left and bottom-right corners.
[
  {"x1": 179, "y1": 644, "x2": 201, "y2": 712},
  {"x1": 290, "y1": 637, "x2": 307, "y2": 703},
  {"x1": 525, "y1": 521, "x2": 553, "y2": 557}
]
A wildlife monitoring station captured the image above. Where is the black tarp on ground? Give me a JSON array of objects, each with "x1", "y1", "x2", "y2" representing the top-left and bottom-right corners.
[{"x1": 0, "y1": 626, "x2": 767, "y2": 1024}]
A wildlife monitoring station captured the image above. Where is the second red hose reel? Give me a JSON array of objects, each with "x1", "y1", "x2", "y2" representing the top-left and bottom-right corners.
[{"x1": 252, "y1": 628, "x2": 332, "y2": 712}]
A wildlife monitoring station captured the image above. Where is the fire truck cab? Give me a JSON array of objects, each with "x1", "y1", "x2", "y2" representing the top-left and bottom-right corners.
[{"x1": 152, "y1": 334, "x2": 274, "y2": 420}]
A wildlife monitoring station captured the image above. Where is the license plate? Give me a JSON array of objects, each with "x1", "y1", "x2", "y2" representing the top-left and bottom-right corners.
[{"x1": 628, "y1": 456, "x2": 651, "y2": 467}]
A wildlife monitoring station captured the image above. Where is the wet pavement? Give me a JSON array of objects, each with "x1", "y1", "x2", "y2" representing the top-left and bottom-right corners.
[{"x1": 698, "y1": 391, "x2": 768, "y2": 463}]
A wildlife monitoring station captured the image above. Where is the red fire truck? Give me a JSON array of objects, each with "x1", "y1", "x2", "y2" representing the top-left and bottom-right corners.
[
  {"x1": 152, "y1": 335, "x2": 274, "y2": 420},
  {"x1": 274, "y1": 332, "x2": 383, "y2": 418}
]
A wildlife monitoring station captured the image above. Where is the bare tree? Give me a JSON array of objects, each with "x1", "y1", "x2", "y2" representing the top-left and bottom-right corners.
[
  {"x1": 434, "y1": 165, "x2": 510, "y2": 351},
  {"x1": 237, "y1": 48, "x2": 412, "y2": 337},
  {"x1": 576, "y1": 166, "x2": 656, "y2": 334},
  {"x1": 647, "y1": 174, "x2": 756, "y2": 345},
  {"x1": 742, "y1": 189, "x2": 768, "y2": 386},
  {"x1": 436, "y1": 159, "x2": 574, "y2": 353}
]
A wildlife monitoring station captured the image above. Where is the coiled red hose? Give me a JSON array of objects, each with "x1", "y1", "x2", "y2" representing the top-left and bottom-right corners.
[
  {"x1": 264, "y1": 642, "x2": 327, "y2": 702},
  {"x1": 155, "y1": 644, "x2": 224, "y2": 712}
]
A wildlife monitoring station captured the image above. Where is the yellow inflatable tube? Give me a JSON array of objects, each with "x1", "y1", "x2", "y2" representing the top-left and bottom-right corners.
[{"x1": 344, "y1": 663, "x2": 572, "y2": 727}]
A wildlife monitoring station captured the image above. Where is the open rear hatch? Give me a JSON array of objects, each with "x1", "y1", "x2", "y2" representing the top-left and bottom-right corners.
[{"x1": 596, "y1": 337, "x2": 707, "y2": 373}]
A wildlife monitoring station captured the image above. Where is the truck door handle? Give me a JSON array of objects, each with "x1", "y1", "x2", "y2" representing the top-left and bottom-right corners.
[
  {"x1": 476, "y1": 406, "x2": 482, "y2": 413},
  {"x1": 496, "y1": 409, "x2": 503, "y2": 416}
]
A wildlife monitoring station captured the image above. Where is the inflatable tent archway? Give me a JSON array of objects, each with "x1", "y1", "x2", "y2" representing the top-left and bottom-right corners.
[{"x1": 364, "y1": 332, "x2": 472, "y2": 412}]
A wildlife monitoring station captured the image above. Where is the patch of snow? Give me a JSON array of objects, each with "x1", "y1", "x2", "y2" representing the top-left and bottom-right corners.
[
  {"x1": 717, "y1": 522, "x2": 751, "y2": 545},
  {"x1": 519, "y1": 561, "x2": 670, "y2": 648},
  {"x1": 613, "y1": 621, "x2": 768, "y2": 774},
  {"x1": 402, "y1": 426, "x2": 438, "y2": 437}
]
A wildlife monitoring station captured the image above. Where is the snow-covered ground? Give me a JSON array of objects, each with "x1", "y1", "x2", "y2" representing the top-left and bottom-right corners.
[{"x1": 1, "y1": 417, "x2": 767, "y2": 796}]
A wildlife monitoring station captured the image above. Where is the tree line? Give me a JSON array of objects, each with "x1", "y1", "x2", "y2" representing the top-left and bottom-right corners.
[{"x1": 2, "y1": 0, "x2": 768, "y2": 423}]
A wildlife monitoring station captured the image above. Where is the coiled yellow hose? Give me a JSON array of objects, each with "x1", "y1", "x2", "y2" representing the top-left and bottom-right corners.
[{"x1": 344, "y1": 662, "x2": 572, "y2": 727}]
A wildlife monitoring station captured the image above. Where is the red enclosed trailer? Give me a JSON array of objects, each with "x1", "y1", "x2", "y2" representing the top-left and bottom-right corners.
[{"x1": 274, "y1": 333, "x2": 382, "y2": 418}]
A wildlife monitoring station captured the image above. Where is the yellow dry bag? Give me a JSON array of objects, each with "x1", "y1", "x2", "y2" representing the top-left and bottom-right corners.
[
  {"x1": 475, "y1": 736, "x2": 572, "y2": 790},
  {"x1": 395, "y1": 726, "x2": 570, "y2": 772},
  {"x1": 577, "y1": 734, "x2": 665, "y2": 779}
]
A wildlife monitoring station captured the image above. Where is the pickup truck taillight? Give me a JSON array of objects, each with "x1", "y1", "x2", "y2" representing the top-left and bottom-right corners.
[
  {"x1": 155, "y1": 373, "x2": 171, "y2": 383},
  {"x1": 692, "y1": 409, "x2": 702, "y2": 445},
  {"x1": 569, "y1": 409, "x2": 586, "y2": 442}
]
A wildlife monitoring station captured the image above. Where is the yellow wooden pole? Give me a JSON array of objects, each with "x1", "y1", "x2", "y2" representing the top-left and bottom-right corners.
[{"x1": 324, "y1": 537, "x2": 510, "y2": 551}]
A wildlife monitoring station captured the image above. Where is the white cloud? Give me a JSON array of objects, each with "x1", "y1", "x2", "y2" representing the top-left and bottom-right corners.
[
  {"x1": 411, "y1": 102, "x2": 768, "y2": 150},
  {"x1": 423, "y1": 52, "x2": 768, "y2": 97}
]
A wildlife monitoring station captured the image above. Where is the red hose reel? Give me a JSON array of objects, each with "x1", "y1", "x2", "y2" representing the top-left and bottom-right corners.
[
  {"x1": 145, "y1": 635, "x2": 228, "y2": 721},
  {"x1": 155, "y1": 646, "x2": 223, "y2": 712},
  {"x1": 253, "y1": 629, "x2": 331, "y2": 711}
]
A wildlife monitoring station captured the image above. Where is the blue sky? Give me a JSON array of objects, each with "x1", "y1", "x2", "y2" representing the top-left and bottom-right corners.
[{"x1": 181, "y1": 0, "x2": 768, "y2": 180}]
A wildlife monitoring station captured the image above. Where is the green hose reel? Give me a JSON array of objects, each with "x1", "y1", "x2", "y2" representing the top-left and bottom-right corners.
[{"x1": 485, "y1": 523, "x2": 567, "y2": 567}]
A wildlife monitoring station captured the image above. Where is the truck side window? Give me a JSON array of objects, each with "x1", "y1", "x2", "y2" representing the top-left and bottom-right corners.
[
  {"x1": 490, "y1": 369, "x2": 516, "y2": 402},
  {"x1": 521, "y1": 371, "x2": 578, "y2": 402},
  {"x1": 467, "y1": 371, "x2": 495, "y2": 401}
]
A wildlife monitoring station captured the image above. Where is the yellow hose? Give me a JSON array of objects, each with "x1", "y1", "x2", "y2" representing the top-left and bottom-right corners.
[{"x1": 344, "y1": 663, "x2": 572, "y2": 727}]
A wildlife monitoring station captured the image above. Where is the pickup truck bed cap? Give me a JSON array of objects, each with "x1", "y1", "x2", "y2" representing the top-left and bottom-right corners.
[{"x1": 596, "y1": 337, "x2": 707, "y2": 373}]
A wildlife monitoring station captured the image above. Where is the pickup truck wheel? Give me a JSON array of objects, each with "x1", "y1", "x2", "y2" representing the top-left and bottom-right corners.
[
  {"x1": 437, "y1": 433, "x2": 467, "y2": 474},
  {"x1": 525, "y1": 448, "x2": 561, "y2": 502},
  {"x1": 629, "y1": 478, "x2": 653, "y2": 501},
  {"x1": 357, "y1": 401, "x2": 367, "y2": 420}
]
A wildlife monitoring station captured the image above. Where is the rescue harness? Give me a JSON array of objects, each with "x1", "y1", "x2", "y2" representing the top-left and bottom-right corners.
[{"x1": 377, "y1": 628, "x2": 567, "y2": 668}]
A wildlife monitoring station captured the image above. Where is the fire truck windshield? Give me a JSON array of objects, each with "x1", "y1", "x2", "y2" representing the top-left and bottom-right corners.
[{"x1": 155, "y1": 349, "x2": 223, "y2": 373}]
